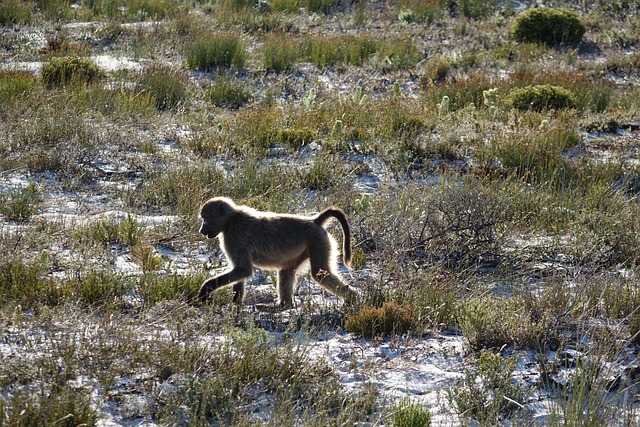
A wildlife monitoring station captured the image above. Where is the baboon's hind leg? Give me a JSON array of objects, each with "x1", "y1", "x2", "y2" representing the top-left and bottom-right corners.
[
  {"x1": 277, "y1": 268, "x2": 297, "y2": 308},
  {"x1": 232, "y1": 281, "x2": 245, "y2": 304},
  {"x1": 309, "y1": 254, "x2": 356, "y2": 305}
]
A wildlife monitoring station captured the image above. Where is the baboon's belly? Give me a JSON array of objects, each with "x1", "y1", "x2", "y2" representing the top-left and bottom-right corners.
[{"x1": 252, "y1": 244, "x2": 308, "y2": 270}]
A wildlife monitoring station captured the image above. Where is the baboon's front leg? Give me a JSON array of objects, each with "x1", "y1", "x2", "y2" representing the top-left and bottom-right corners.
[{"x1": 199, "y1": 268, "x2": 252, "y2": 303}]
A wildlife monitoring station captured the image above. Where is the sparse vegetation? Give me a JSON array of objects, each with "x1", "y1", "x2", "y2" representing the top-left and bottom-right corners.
[
  {"x1": 1, "y1": 1, "x2": 640, "y2": 425},
  {"x1": 187, "y1": 34, "x2": 246, "y2": 70},
  {"x1": 206, "y1": 78, "x2": 252, "y2": 109},
  {"x1": 448, "y1": 351, "x2": 527, "y2": 424},
  {"x1": 138, "y1": 64, "x2": 189, "y2": 111},
  {"x1": 41, "y1": 56, "x2": 100, "y2": 87}
]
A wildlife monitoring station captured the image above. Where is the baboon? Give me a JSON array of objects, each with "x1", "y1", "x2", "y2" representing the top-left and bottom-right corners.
[{"x1": 198, "y1": 197, "x2": 357, "y2": 308}]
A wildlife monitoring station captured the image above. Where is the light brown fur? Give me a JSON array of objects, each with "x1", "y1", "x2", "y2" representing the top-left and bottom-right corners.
[{"x1": 198, "y1": 197, "x2": 356, "y2": 308}]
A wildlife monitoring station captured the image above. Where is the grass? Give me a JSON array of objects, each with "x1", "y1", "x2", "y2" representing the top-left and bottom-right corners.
[
  {"x1": 137, "y1": 64, "x2": 189, "y2": 111},
  {"x1": 186, "y1": 34, "x2": 246, "y2": 70},
  {"x1": 345, "y1": 301, "x2": 416, "y2": 338},
  {"x1": 205, "y1": 78, "x2": 252, "y2": 109},
  {"x1": 0, "y1": 181, "x2": 42, "y2": 223},
  {"x1": 0, "y1": 0, "x2": 32, "y2": 25},
  {"x1": 1, "y1": 1, "x2": 640, "y2": 425},
  {"x1": 447, "y1": 350, "x2": 527, "y2": 424}
]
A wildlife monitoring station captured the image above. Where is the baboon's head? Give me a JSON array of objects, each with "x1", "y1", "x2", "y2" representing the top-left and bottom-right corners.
[{"x1": 199, "y1": 197, "x2": 236, "y2": 239}]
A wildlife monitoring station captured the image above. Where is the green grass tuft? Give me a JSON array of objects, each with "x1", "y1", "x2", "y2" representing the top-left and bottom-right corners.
[{"x1": 41, "y1": 56, "x2": 100, "y2": 88}]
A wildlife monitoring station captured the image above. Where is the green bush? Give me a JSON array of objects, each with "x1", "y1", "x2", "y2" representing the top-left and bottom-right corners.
[
  {"x1": 41, "y1": 56, "x2": 100, "y2": 88},
  {"x1": 264, "y1": 35, "x2": 298, "y2": 73},
  {"x1": 206, "y1": 79, "x2": 252, "y2": 109},
  {"x1": 509, "y1": 84, "x2": 575, "y2": 111},
  {"x1": 0, "y1": 0, "x2": 32, "y2": 25},
  {"x1": 0, "y1": 71, "x2": 37, "y2": 103},
  {"x1": 1, "y1": 386, "x2": 98, "y2": 427},
  {"x1": 345, "y1": 301, "x2": 416, "y2": 338},
  {"x1": 0, "y1": 181, "x2": 42, "y2": 223},
  {"x1": 305, "y1": 0, "x2": 337, "y2": 14},
  {"x1": 392, "y1": 401, "x2": 431, "y2": 427},
  {"x1": 513, "y1": 8, "x2": 586, "y2": 46},
  {"x1": 187, "y1": 34, "x2": 246, "y2": 70},
  {"x1": 447, "y1": 351, "x2": 526, "y2": 424},
  {"x1": 274, "y1": 127, "x2": 316, "y2": 149},
  {"x1": 303, "y1": 35, "x2": 379, "y2": 67},
  {"x1": 127, "y1": 0, "x2": 176, "y2": 19},
  {"x1": 138, "y1": 65, "x2": 188, "y2": 111}
]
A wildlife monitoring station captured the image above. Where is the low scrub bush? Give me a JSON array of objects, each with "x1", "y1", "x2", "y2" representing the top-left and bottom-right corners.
[
  {"x1": 0, "y1": 181, "x2": 41, "y2": 223},
  {"x1": 1, "y1": 385, "x2": 98, "y2": 427},
  {"x1": 75, "y1": 214, "x2": 145, "y2": 247},
  {"x1": 206, "y1": 78, "x2": 252, "y2": 109},
  {"x1": 513, "y1": 8, "x2": 586, "y2": 46},
  {"x1": 305, "y1": 0, "x2": 338, "y2": 14},
  {"x1": 138, "y1": 272, "x2": 205, "y2": 306},
  {"x1": 345, "y1": 301, "x2": 416, "y2": 338},
  {"x1": 72, "y1": 270, "x2": 133, "y2": 307},
  {"x1": 126, "y1": 0, "x2": 177, "y2": 19},
  {"x1": 36, "y1": 0, "x2": 70, "y2": 20},
  {"x1": 421, "y1": 56, "x2": 450, "y2": 84},
  {"x1": 274, "y1": 127, "x2": 316, "y2": 149},
  {"x1": 300, "y1": 154, "x2": 349, "y2": 191},
  {"x1": 416, "y1": 182, "x2": 507, "y2": 268},
  {"x1": 0, "y1": 71, "x2": 37, "y2": 103},
  {"x1": 397, "y1": 0, "x2": 443, "y2": 24},
  {"x1": 510, "y1": 84, "x2": 575, "y2": 111},
  {"x1": 0, "y1": 0, "x2": 32, "y2": 25},
  {"x1": 264, "y1": 35, "x2": 298, "y2": 73},
  {"x1": 187, "y1": 34, "x2": 246, "y2": 70},
  {"x1": 41, "y1": 56, "x2": 100, "y2": 88},
  {"x1": 447, "y1": 351, "x2": 526, "y2": 424},
  {"x1": 138, "y1": 64, "x2": 189, "y2": 111},
  {"x1": 459, "y1": 0, "x2": 497, "y2": 19},
  {"x1": 392, "y1": 400, "x2": 431, "y2": 427},
  {"x1": 480, "y1": 126, "x2": 580, "y2": 184},
  {"x1": 459, "y1": 294, "x2": 556, "y2": 351},
  {"x1": 0, "y1": 258, "x2": 63, "y2": 308},
  {"x1": 303, "y1": 35, "x2": 379, "y2": 67}
]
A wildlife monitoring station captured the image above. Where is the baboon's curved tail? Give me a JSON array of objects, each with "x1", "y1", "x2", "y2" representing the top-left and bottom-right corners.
[{"x1": 314, "y1": 208, "x2": 352, "y2": 269}]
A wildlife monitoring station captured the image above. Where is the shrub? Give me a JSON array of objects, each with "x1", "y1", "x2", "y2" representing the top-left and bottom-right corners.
[
  {"x1": 513, "y1": 8, "x2": 586, "y2": 46},
  {"x1": 447, "y1": 351, "x2": 526, "y2": 424},
  {"x1": 303, "y1": 35, "x2": 379, "y2": 67},
  {"x1": 0, "y1": 259, "x2": 64, "y2": 307},
  {"x1": 0, "y1": 0, "x2": 32, "y2": 25},
  {"x1": 345, "y1": 301, "x2": 416, "y2": 338},
  {"x1": 305, "y1": 0, "x2": 337, "y2": 14},
  {"x1": 127, "y1": 0, "x2": 177, "y2": 19},
  {"x1": 1, "y1": 386, "x2": 98, "y2": 427},
  {"x1": 264, "y1": 35, "x2": 298, "y2": 73},
  {"x1": 0, "y1": 181, "x2": 42, "y2": 223},
  {"x1": 41, "y1": 56, "x2": 100, "y2": 87},
  {"x1": 0, "y1": 71, "x2": 36, "y2": 104},
  {"x1": 509, "y1": 84, "x2": 575, "y2": 111},
  {"x1": 422, "y1": 56, "x2": 450, "y2": 84},
  {"x1": 138, "y1": 65, "x2": 189, "y2": 111},
  {"x1": 187, "y1": 34, "x2": 246, "y2": 70},
  {"x1": 392, "y1": 401, "x2": 431, "y2": 427},
  {"x1": 206, "y1": 79, "x2": 252, "y2": 109},
  {"x1": 274, "y1": 127, "x2": 316, "y2": 149},
  {"x1": 416, "y1": 182, "x2": 506, "y2": 268}
]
